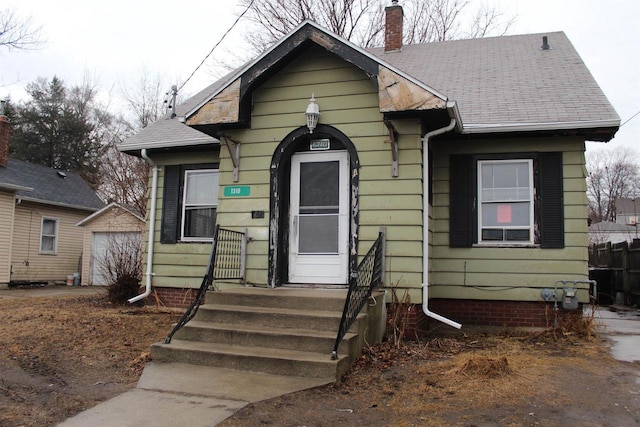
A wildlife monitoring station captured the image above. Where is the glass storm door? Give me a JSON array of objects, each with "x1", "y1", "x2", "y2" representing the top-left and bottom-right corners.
[{"x1": 288, "y1": 151, "x2": 349, "y2": 284}]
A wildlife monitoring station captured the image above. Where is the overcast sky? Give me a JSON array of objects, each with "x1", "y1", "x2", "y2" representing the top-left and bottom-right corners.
[{"x1": 1, "y1": 0, "x2": 638, "y2": 154}]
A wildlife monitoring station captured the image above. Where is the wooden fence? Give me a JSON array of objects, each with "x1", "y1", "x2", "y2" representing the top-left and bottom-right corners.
[{"x1": 589, "y1": 239, "x2": 640, "y2": 306}]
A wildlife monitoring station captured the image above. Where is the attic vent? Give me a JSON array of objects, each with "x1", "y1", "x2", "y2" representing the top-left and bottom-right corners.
[
  {"x1": 57, "y1": 171, "x2": 67, "y2": 178},
  {"x1": 541, "y1": 36, "x2": 551, "y2": 50}
]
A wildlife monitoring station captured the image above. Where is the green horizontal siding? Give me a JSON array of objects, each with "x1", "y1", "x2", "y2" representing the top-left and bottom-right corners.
[{"x1": 429, "y1": 137, "x2": 590, "y2": 302}]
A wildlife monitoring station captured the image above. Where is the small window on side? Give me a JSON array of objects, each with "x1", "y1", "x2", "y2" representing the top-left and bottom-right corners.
[
  {"x1": 181, "y1": 169, "x2": 219, "y2": 241},
  {"x1": 40, "y1": 217, "x2": 59, "y2": 254}
]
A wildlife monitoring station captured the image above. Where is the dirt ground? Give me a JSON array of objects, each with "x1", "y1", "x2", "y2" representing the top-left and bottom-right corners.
[
  {"x1": 1, "y1": 292, "x2": 639, "y2": 427},
  {"x1": 0, "y1": 292, "x2": 181, "y2": 427}
]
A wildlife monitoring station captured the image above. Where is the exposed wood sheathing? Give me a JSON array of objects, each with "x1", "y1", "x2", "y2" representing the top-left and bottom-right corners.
[
  {"x1": 186, "y1": 79, "x2": 241, "y2": 126},
  {"x1": 378, "y1": 66, "x2": 446, "y2": 112}
]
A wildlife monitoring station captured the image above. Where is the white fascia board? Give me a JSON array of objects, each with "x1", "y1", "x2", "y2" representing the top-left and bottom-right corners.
[
  {"x1": 0, "y1": 183, "x2": 33, "y2": 192},
  {"x1": 17, "y1": 196, "x2": 101, "y2": 213},
  {"x1": 461, "y1": 119, "x2": 621, "y2": 134},
  {"x1": 118, "y1": 138, "x2": 220, "y2": 152},
  {"x1": 76, "y1": 202, "x2": 144, "y2": 226}
]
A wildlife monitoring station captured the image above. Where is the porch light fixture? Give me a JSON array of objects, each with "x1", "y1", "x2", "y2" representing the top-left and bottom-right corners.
[{"x1": 305, "y1": 94, "x2": 320, "y2": 133}]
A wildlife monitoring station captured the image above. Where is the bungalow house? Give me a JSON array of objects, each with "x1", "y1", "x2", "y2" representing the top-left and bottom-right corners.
[
  {"x1": 0, "y1": 109, "x2": 105, "y2": 286},
  {"x1": 119, "y1": 4, "x2": 619, "y2": 334}
]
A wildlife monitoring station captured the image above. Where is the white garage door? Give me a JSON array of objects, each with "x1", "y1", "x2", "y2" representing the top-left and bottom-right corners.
[{"x1": 91, "y1": 232, "x2": 141, "y2": 286}]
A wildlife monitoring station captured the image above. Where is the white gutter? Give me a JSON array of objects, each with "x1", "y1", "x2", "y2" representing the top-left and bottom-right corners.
[
  {"x1": 422, "y1": 118, "x2": 462, "y2": 329},
  {"x1": 461, "y1": 118, "x2": 621, "y2": 134},
  {"x1": 129, "y1": 149, "x2": 158, "y2": 304}
]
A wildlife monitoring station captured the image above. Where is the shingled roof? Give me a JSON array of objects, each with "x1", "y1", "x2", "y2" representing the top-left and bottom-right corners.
[
  {"x1": 367, "y1": 31, "x2": 619, "y2": 136},
  {"x1": 119, "y1": 22, "x2": 619, "y2": 152},
  {"x1": 0, "y1": 159, "x2": 104, "y2": 211}
]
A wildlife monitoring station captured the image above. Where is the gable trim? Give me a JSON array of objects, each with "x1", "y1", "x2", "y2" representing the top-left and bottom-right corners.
[
  {"x1": 76, "y1": 202, "x2": 145, "y2": 227},
  {"x1": 185, "y1": 20, "x2": 447, "y2": 123}
]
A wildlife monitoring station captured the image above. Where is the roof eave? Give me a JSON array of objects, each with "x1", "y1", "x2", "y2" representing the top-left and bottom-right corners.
[
  {"x1": 17, "y1": 196, "x2": 102, "y2": 212},
  {"x1": 461, "y1": 119, "x2": 620, "y2": 141},
  {"x1": 0, "y1": 183, "x2": 34, "y2": 193},
  {"x1": 118, "y1": 137, "x2": 220, "y2": 153}
]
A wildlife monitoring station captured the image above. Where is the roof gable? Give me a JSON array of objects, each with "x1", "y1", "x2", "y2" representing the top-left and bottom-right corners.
[
  {"x1": 76, "y1": 202, "x2": 144, "y2": 226},
  {"x1": 185, "y1": 21, "x2": 447, "y2": 130}
]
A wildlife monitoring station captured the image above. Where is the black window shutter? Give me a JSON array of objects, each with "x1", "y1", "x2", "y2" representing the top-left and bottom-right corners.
[
  {"x1": 161, "y1": 165, "x2": 181, "y2": 244},
  {"x1": 538, "y1": 152, "x2": 564, "y2": 248},
  {"x1": 449, "y1": 154, "x2": 474, "y2": 247}
]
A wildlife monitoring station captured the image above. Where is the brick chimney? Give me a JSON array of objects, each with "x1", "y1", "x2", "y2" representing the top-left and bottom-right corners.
[
  {"x1": 0, "y1": 101, "x2": 9, "y2": 168},
  {"x1": 385, "y1": 0, "x2": 404, "y2": 52}
]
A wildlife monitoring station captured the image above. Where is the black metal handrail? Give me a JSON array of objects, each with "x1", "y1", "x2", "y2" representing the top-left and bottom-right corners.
[
  {"x1": 164, "y1": 225, "x2": 246, "y2": 344},
  {"x1": 331, "y1": 230, "x2": 385, "y2": 359}
]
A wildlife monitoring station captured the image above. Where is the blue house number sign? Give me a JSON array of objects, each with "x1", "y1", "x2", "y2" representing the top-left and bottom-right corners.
[{"x1": 224, "y1": 185, "x2": 251, "y2": 197}]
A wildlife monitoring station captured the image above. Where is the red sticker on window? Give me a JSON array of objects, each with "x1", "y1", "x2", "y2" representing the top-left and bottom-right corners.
[{"x1": 497, "y1": 205, "x2": 512, "y2": 224}]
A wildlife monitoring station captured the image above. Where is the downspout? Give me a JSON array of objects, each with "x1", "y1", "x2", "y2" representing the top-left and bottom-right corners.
[
  {"x1": 128, "y1": 149, "x2": 158, "y2": 303},
  {"x1": 422, "y1": 118, "x2": 462, "y2": 329}
]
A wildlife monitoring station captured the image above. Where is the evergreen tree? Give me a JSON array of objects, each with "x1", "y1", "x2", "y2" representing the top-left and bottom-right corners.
[{"x1": 9, "y1": 76, "x2": 110, "y2": 188}]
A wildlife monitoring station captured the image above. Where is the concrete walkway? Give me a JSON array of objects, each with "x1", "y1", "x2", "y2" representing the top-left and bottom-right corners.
[
  {"x1": 59, "y1": 363, "x2": 333, "y2": 427},
  {"x1": 0, "y1": 284, "x2": 106, "y2": 300},
  {"x1": 593, "y1": 305, "x2": 640, "y2": 363}
]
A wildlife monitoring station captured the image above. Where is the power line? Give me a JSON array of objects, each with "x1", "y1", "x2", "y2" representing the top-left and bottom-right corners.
[
  {"x1": 177, "y1": 0, "x2": 256, "y2": 93},
  {"x1": 621, "y1": 109, "x2": 640, "y2": 128}
]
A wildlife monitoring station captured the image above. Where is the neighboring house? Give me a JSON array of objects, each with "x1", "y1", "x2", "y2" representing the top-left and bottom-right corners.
[
  {"x1": 0, "y1": 112, "x2": 105, "y2": 286},
  {"x1": 589, "y1": 221, "x2": 640, "y2": 245},
  {"x1": 76, "y1": 203, "x2": 145, "y2": 286},
  {"x1": 614, "y1": 197, "x2": 640, "y2": 226},
  {"x1": 119, "y1": 4, "x2": 619, "y2": 327}
]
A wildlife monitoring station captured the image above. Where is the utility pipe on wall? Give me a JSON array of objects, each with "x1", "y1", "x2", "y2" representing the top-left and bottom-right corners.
[
  {"x1": 422, "y1": 118, "x2": 462, "y2": 329},
  {"x1": 129, "y1": 149, "x2": 158, "y2": 304}
]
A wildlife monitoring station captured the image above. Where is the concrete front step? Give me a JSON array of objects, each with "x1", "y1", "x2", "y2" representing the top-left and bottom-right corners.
[
  {"x1": 193, "y1": 304, "x2": 364, "y2": 332},
  {"x1": 152, "y1": 339, "x2": 350, "y2": 379},
  {"x1": 152, "y1": 287, "x2": 386, "y2": 382},
  {"x1": 173, "y1": 320, "x2": 356, "y2": 354},
  {"x1": 209, "y1": 287, "x2": 348, "y2": 312}
]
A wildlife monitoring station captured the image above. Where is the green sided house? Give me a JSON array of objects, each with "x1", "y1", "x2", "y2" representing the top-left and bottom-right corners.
[{"x1": 119, "y1": 4, "x2": 618, "y2": 374}]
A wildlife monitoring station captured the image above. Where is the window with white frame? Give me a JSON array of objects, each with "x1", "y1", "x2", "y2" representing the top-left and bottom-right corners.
[
  {"x1": 478, "y1": 159, "x2": 534, "y2": 244},
  {"x1": 181, "y1": 169, "x2": 219, "y2": 241},
  {"x1": 40, "y1": 217, "x2": 59, "y2": 254}
]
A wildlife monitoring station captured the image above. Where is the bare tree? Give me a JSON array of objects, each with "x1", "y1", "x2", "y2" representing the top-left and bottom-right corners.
[
  {"x1": 119, "y1": 67, "x2": 174, "y2": 129},
  {"x1": 0, "y1": 7, "x2": 44, "y2": 51},
  {"x1": 96, "y1": 137, "x2": 149, "y2": 215},
  {"x1": 97, "y1": 68, "x2": 179, "y2": 215},
  {"x1": 239, "y1": 0, "x2": 515, "y2": 51},
  {"x1": 587, "y1": 147, "x2": 640, "y2": 223},
  {"x1": 98, "y1": 233, "x2": 143, "y2": 304}
]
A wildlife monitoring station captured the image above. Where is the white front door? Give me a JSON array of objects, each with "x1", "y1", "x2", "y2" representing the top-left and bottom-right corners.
[{"x1": 288, "y1": 151, "x2": 349, "y2": 284}]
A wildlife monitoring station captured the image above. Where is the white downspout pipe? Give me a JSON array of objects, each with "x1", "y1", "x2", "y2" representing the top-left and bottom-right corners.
[
  {"x1": 422, "y1": 119, "x2": 462, "y2": 329},
  {"x1": 129, "y1": 149, "x2": 158, "y2": 304}
]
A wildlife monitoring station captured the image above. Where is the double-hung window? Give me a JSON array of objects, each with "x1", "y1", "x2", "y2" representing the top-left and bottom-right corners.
[
  {"x1": 449, "y1": 152, "x2": 564, "y2": 248},
  {"x1": 40, "y1": 217, "x2": 58, "y2": 254},
  {"x1": 181, "y1": 169, "x2": 219, "y2": 241},
  {"x1": 478, "y1": 159, "x2": 534, "y2": 244}
]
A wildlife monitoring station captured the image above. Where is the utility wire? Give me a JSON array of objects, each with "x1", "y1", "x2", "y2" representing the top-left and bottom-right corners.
[
  {"x1": 620, "y1": 109, "x2": 640, "y2": 128},
  {"x1": 177, "y1": 0, "x2": 256, "y2": 93}
]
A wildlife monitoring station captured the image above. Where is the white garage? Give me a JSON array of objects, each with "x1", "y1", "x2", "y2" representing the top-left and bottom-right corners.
[{"x1": 77, "y1": 203, "x2": 144, "y2": 286}]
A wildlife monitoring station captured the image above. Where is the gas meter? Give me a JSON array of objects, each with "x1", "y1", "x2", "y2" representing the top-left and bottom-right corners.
[{"x1": 562, "y1": 286, "x2": 579, "y2": 310}]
